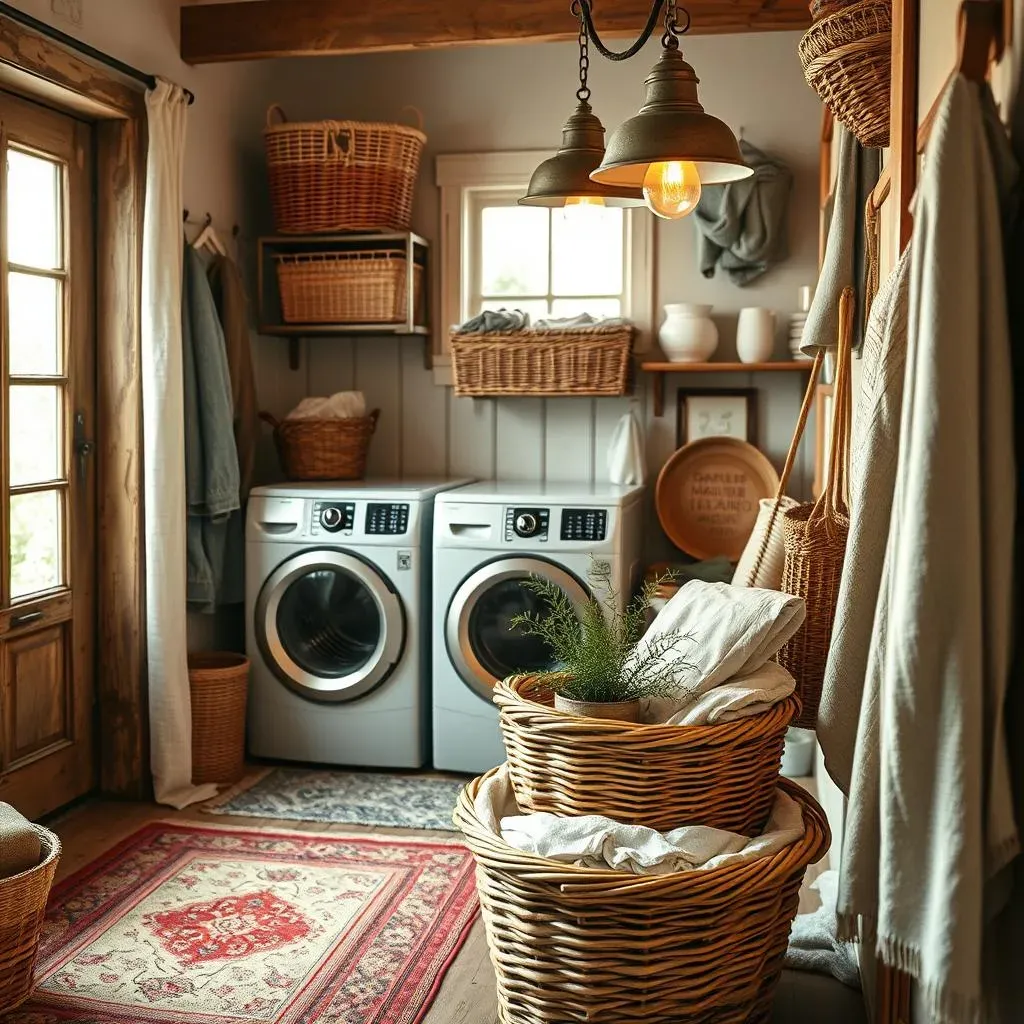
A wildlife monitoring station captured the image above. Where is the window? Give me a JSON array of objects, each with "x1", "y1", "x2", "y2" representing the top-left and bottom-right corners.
[{"x1": 435, "y1": 152, "x2": 653, "y2": 382}]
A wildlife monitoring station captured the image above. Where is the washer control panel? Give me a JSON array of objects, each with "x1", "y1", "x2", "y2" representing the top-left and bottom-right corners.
[
  {"x1": 505, "y1": 506, "x2": 549, "y2": 541},
  {"x1": 312, "y1": 501, "x2": 356, "y2": 535},
  {"x1": 561, "y1": 508, "x2": 608, "y2": 542},
  {"x1": 366, "y1": 502, "x2": 411, "y2": 536}
]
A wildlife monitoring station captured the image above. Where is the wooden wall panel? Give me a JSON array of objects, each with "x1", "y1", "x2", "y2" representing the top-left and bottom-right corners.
[
  {"x1": 448, "y1": 393, "x2": 497, "y2": 480},
  {"x1": 356, "y1": 337, "x2": 403, "y2": 478},
  {"x1": 5, "y1": 625, "x2": 67, "y2": 766},
  {"x1": 544, "y1": 399, "x2": 595, "y2": 483},
  {"x1": 401, "y1": 344, "x2": 448, "y2": 477},
  {"x1": 494, "y1": 399, "x2": 545, "y2": 481}
]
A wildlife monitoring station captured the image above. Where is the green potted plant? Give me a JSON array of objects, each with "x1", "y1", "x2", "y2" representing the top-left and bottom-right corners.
[{"x1": 510, "y1": 563, "x2": 692, "y2": 723}]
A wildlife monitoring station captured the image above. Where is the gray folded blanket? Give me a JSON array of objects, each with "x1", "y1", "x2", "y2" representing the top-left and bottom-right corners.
[
  {"x1": 785, "y1": 870, "x2": 861, "y2": 988},
  {"x1": 453, "y1": 308, "x2": 530, "y2": 334},
  {"x1": 0, "y1": 801, "x2": 41, "y2": 878}
]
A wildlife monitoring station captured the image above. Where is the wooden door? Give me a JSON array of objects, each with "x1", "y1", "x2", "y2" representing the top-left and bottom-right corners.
[{"x1": 0, "y1": 91, "x2": 95, "y2": 820}]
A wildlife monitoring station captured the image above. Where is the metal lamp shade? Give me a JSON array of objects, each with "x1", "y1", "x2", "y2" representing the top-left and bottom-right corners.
[
  {"x1": 590, "y1": 47, "x2": 753, "y2": 188},
  {"x1": 521, "y1": 100, "x2": 645, "y2": 207}
]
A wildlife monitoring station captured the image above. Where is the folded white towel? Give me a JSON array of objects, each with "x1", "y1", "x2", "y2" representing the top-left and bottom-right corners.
[
  {"x1": 532, "y1": 313, "x2": 633, "y2": 330},
  {"x1": 286, "y1": 391, "x2": 366, "y2": 421},
  {"x1": 483, "y1": 765, "x2": 804, "y2": 876},
  {"x1": 672, "y1": 660, "x2": 795, "y2": 726},
  {"x1": 630, "y1": 581, "x2": 805, "y2": 725}
]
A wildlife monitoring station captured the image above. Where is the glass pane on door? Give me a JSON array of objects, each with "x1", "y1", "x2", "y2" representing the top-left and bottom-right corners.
[
  {"x1": 10, "y1": 489, "x2": 62, "y2": 599},
  {"x1": 467, "y1": 576, "x2": 567, "y2": 679},
  {"x1": 7, "y1": 149, "x2": 62, "y2": 270},
  {"x1": 9, "y1": 385, "x2": 61, "y2": 485},
  {"x1": 8, "y1": 273, "x2": 61, "y2": 376},
  {"x1": 277, "y1": 568, "x2": 381, "y2": 677}
]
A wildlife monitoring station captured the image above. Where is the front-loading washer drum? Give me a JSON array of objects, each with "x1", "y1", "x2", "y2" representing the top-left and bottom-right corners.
[
  {"x1": 446, "y1": 556, "x2": 591, "y2": 701},
  {"x1": 255, "y1": 549, "x2": 405, "y2": 703}
]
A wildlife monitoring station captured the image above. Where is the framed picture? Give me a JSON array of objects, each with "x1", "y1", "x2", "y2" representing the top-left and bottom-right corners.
[
  {"x1": 813, "y1": 383, "x2": 835, "y2": 498},
  {"x1": 676, "y1": 388, "x2": 758, "y2": 447}
]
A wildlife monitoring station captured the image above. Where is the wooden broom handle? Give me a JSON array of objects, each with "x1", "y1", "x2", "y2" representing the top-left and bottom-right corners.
[{"x1": 743, "y1": 348, "x2": 824, "y2": 586}]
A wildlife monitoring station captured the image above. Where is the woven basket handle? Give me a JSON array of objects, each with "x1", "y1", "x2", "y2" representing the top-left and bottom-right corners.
[
  {"x1": 265, "y1": 104, "x2": 288, "y2": 128},
  {"x1": 258, "y1": 410, "x2": 281, "y2": 430},
  {"x1": 809, "y1": 286, "x2": 854, "y2": 532},
  {"x1": 401, "y1": 105, "x2": 425, "y2": 132},
  {"x1": 743, "y1": 348, "x2": 824, "y2": 586}
]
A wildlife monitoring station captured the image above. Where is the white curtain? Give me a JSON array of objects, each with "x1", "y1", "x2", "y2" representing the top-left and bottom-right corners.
[{"x1": 142, "y1": 81, "x2": 217, "y2": 808}]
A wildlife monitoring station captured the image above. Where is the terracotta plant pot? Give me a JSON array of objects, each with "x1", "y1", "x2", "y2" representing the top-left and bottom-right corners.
[{"x1": 553, "y1": 693, "x2": 641, "y2": 723}]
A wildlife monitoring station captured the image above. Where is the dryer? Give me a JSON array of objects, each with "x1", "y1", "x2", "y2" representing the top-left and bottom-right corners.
[
  {"x1": 246, "y1": 480, "x2": 468, "y2": 768},
  {"x1": 432, "y1": 481, "x2": 645, "y2": 774}
]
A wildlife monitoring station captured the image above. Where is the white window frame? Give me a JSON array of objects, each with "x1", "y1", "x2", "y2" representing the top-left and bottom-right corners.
[{"x1": 434, "y1": 150, "x2": 655, "y2": 386}]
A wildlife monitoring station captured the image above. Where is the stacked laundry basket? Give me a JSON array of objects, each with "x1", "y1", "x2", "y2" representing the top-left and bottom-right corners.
[{"x1": 454, "y1": 674, "x2": 830, "y2": 1024}]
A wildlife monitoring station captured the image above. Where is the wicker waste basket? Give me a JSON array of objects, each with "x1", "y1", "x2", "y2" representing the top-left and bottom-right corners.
[
  {"x1": 259, "y1": 409, "x2": 380, "y2": 481},
  {"x1": 0, "y1": 825, "x2": 60, "y2": 1013},
  {"x1": 494, "y1": 674, "x2": 798, "y2": 835},
  {"x1": 454, "y1": 769, "x2": 830, "y2": 1024},
  {"x1": 189, "y1": 651, "x2": 250, "y2": 785}
]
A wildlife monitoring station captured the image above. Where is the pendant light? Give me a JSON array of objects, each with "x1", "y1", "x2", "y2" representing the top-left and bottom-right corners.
[
  {"x1": 582, "y1": 0, "x2": 753, "y2": 220},
  {"x1": 520, "y1": 12, "x2": 644, "y2": 208}
]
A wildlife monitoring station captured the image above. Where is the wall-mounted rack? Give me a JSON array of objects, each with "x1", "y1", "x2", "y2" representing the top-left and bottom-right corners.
[{"x1": 257, "y1": 231, "x2": 430, "y2": 370}]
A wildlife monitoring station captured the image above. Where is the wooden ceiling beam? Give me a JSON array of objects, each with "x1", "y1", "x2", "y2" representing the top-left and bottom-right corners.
[{"x1": 180, "y1": 0, "x2": 812, "y2": 64}]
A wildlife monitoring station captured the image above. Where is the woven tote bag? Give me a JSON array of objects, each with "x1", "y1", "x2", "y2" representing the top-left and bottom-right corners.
[{"x1": 777, "y1": 288, "x2": 854, "y2": 728}]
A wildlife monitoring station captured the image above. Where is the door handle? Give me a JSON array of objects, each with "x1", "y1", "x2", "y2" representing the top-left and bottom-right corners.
[
  {"x1": 74, "y1": 411, "x2": 94, "y2": 485},
  {"x1": 9, "y1": 610, "x2": 43, "y2": 628}
]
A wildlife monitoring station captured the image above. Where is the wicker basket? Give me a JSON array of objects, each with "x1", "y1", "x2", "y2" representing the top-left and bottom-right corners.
[
  {"x1": 777, "y1": 290, "x2": 853, "y2": 729},
  {"x1": 259, "y1": 409, "x2": 379, "y2": 481},
  {"x1": 264, "y1": 105, "x2": 426, "y2": 233},
  {"x1": 799, "y1": 0, "x2": 892, "y2": 148},
  {"x1": 494, "y1": 674, "x2": 799, "y2": 834},
  {"x1": 275, "y1": 251, "x2": 424, "y2": 325},
  {"x1": 189, "y1": 651, "x2": 250, "y2": 785},
  {"x1": 0, "y1": 826, "x2": 60, "y2": 1013},
  {"x1": 454, "y1": 769, "x2": 830, "y2": 1024},
  {"x1": 450, "y1": 325, "x2": 633, "y2": 397}
]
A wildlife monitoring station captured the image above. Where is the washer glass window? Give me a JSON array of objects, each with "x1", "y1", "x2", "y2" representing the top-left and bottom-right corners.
[
  {"x1": 277, "y1": 567, "x2": 380, "y2": 678},
  {"x1": 468, "y1": 578, "x2": 561, "y2": 680}
]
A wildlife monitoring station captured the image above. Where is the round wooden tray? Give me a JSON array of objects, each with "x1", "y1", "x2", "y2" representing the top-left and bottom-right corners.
[{"x1": 655, "y1": 437, "x2": 781, "y2": 560}]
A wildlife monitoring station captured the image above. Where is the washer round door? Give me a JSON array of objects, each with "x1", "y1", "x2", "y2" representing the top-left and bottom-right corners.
[
  {"x1": 446, "y1": 557, "x2": 590, "y2": 701},
  {"x1": 256, "y1": 550, "x2": 405, "y2": 703}
]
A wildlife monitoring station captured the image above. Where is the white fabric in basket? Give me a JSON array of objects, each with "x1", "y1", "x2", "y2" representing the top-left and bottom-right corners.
[
  {"x1": 286, "y1": 391, "x2": 366, "y2": 420},
  {"x1": 476, "y1": 764, "x2": 805, "y2": 876}
]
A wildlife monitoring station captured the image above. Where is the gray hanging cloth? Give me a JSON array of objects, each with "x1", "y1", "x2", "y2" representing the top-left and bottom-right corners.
[{"x1": 693, "y1": 139, "x2": 793, "y2": 286}]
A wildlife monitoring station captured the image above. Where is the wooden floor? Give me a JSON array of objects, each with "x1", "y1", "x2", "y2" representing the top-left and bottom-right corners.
[{"x1": 45, "y1": 774, "x2": 828, "y2": 1024}]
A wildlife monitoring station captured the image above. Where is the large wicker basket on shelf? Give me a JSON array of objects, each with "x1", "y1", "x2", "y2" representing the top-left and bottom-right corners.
[
  {"x1": 450, "y1": 325, "x2": 633, "y2": 397},
  {"x1": 259, "y1": 409, "x2": 379, "y2": 481},
  {"x1": 799, "y1": 0, "x2": 892, "y2": 148},
  {"x1": 454, "y1": 769, "x2": 829, "y2": 1024},
  {"x1": 493, "y1": 674, "x2": 799, "y2": 835},
  {"x1": 263, "y1": 105, "x2": 426, "y2": 233},
  {"x1": 0, "y1": 826, "x2": 60, "y2": 1013},
  {"x1": 275, "y1": 251, "x2": 423, "y2": 324},
  {"x1": 188, "y1": 651, "x2": 250, "y2": 786}
]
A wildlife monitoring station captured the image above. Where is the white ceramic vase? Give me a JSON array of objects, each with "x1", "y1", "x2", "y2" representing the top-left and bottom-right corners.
[
  {"x1": 658, "y1": 303, "x2": 719, "y2": 363},
  {"x1": 736, "y1": 307, "x2": 776, "y2": 363}
]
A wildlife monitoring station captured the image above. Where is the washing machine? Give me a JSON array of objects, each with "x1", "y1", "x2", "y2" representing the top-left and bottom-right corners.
[
  {"x1": 246, "y1": 479, "x2": 469, "y2": 768},
  {"x1": 432, "y1": 480, "x2": 645, "y2": 774}
]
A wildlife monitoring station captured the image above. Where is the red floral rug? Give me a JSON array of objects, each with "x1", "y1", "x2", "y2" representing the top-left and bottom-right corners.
[{"x1": 3, "y1": 822, "x2": 479, "y2": 1023}]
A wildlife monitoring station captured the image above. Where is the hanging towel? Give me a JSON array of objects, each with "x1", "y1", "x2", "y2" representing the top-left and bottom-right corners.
[
  {"x1": 693, "y1": 139, "x2": 793, "y2": 286},
  {"x1": 631, "y1": 581, "x2": 804, "y2": 725},
  {"x1": 183, "y1": 246, "x2": 240, "y2": 613},
  {"x1": 837, "y1": 77, "x2": 1019, "y2": 1024},
  {"x1": 800, "y1": 128, "x2": 882, "y2": 354},
  {"x1": 816, "y1": 245, "x2": 910, "y2": 795},
  {"x1": 606, "y1": 411, "x2": 646, "y2": 485}
]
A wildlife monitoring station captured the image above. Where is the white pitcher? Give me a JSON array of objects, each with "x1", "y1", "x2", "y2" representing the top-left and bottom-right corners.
[
  {"x1": 658, "y1": 303, "x2": 719, "y2": 363},
  {"x1": 736, "y1": 307, "x2": 776, "y2": 363}
]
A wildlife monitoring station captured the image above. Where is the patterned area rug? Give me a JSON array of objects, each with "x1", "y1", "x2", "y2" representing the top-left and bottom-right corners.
[
  {"x1": 5, "y1": 822, "x2": 478, "y2": 1023},
  {"x1": 203, "y1": 769, "x2": 469, "y2": 831}
]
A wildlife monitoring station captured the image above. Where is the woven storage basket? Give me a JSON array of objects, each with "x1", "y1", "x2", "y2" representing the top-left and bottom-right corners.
[
  {"x1": 799, "y1": 0, "x2": 892, "y2": 148},
  {"x1": 494, "y1": 674, "x2": 799, "y2": 834},
  {"x1": 450, "y1": 325, "x2": 633, "y2": 397},
  {"x1": 259, "y1": 409, "x2": 379, "y2": 481},
  {"x1": 0, "y1": 825, "x2": 60, "y2": 1013},
  {"x1": 264, "y1": 105, "x2": 426, "y2": 233},
  {"x1": 189, "y1": 651, "x2": 250, "y2": 785},
  {"x1": 275, "y1": 250, "x2": 424, "y2": 325},
  {"x1": 777, "y1": 291, "x2": 854, "y2": 729},
  {"x1": 454, "y1": 769, "x2": 830, "y2": 1024}
]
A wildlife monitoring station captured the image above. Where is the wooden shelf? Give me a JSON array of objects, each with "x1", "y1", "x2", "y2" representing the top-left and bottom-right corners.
[{"x1": 640, "y1": 360, "x2": 816, "y2": 416}]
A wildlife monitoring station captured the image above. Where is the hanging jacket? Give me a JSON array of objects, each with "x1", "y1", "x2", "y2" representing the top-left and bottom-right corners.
[{"x1": 182, "y1": 244, "x2": 239, "y2": 612}]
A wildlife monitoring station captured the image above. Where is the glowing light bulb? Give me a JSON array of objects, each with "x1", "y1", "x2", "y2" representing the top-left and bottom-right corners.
[
  {"x1": 563, "y1": 195, "x2": 606, "y2": 209},
  {"x1": 642, "y1": 161, "x2": 702, "y2": 220}
]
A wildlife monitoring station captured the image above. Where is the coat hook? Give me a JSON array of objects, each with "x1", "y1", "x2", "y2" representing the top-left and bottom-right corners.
[
  {"x1": 182, "y1": 208, "x2": 189, "y2": 223},
  {"x1": 203, "y1": 212, "x2": 213, "y2": 227}
]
